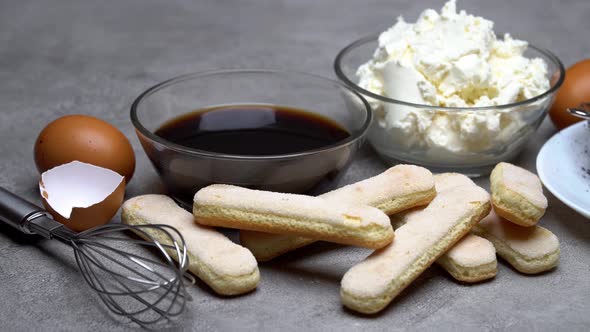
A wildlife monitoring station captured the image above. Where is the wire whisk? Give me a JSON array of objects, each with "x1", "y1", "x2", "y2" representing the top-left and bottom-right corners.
[
  {"x1": 568, "y1": 102, "x2": 590, "y2": 120},
  {"x1": 0, "y1": 187, "x2": 195, "y2": 327}
]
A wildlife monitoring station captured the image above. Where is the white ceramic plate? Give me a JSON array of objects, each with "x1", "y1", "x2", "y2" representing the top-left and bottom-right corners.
[{"x1": 537, "y1": 121, "x2": 590, "y2": 219}]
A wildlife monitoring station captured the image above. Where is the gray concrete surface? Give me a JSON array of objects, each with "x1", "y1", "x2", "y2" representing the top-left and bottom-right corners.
[{"x1": 1, "y1": 0, "x2": 589, "y2": 330}]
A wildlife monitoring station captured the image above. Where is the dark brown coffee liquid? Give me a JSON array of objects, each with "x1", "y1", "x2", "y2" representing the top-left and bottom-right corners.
[{"x1": 155, "y1": 105, "x2": 350, "y2": 155}]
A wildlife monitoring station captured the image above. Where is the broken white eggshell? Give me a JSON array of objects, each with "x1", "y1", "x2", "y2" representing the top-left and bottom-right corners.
[{"x1": 39, "y1": 160, "x2": 125, "y2": 232}]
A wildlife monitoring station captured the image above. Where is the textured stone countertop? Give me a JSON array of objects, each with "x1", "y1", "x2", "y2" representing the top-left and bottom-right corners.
[{"x1": 1, "y1": 0, "x2": 589, "y2": 330}]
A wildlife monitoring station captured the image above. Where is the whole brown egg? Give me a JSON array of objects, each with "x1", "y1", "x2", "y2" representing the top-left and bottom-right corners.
[
  {"x1": 34, "y1": 115, "x2": 136, "y2": 183},
  {"x1": 549, "y1": 59, "x2": 590, "y2": 130}
]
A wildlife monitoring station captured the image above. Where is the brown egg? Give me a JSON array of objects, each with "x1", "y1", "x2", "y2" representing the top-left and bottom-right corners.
[
  {"x1": 34, "y1": 115, "x2": 136, "y2": 183},
  {"x1": 549, "y1": 59, "x2": 590, "y2": 130}
]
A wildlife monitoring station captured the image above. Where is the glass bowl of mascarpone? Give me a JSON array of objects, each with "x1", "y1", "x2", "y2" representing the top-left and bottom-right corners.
[{"x1": 334, "y1": 0, "x2": 565, "y2": 176}]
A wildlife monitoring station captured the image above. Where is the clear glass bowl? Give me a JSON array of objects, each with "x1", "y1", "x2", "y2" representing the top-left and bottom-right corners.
[
  {"x1": 131, "y1": 69, "x2": 371, "y2": 208},
  {"x1": 334, "y1": 35, "x2": 565, "y2": 176}
]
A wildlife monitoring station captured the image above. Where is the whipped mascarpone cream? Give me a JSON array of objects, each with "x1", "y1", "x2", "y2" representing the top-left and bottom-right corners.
[{"x1": 358, "y1": 0, "x2": 550, "y2": 158}]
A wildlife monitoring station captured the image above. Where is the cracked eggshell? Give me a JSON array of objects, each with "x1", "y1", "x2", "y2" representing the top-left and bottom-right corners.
[{"x1": 39, "y1": 161, "x2": 125, "y2": 232}]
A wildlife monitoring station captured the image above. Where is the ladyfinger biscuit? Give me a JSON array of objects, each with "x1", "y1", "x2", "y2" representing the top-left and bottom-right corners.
[
  {"x1": 391, "y1": 174, "x2": 497, "y2": 283},
  {"x1": 389, "y1": 219, "x2": 497, "y2": 283},
  {"x1": 122, "y1": 195, "x2": 260, "y2": 296},
  {"x1": 341, "y1": 184, "x2": 491, "y2": 314},
  {"x1": 240, "y1": 165, "x2": 435, "y2": 261},
  {"x1": 473, "y1": 209, "x2": 559, "y2": 274},
  {"x1": 194, "y1": 184, "x2": 394, "y2": 249},
  {"x1": 320, "y1": 165, "x2": 436, "y2": 214},
  {"x1": 433, "y1": 172, "x2": 476, "y2": 191},
  {"x1": 436, "y1": 234, "x2": 497, "y2": 282},
  {"x1": 490, "y1": 162, "x2": 548, "y2": 226}
]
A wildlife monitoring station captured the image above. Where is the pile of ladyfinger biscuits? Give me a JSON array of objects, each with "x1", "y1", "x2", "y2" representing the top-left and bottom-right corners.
[{"x1": 121, "y1": 162, "x2": 559, "y2": 314}]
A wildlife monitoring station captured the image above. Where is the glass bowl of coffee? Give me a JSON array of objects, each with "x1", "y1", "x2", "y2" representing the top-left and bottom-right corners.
[{"x1": 130, "y1": 69, "x2": 372, "y2": 208}]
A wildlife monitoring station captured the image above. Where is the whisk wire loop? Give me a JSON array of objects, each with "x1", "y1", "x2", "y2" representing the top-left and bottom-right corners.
[
  {"x1": 0, "y1": 187, "x2": 193, "y2": 327},
  {"x1": 50, "y1": 223, "x2": 192, "y2": 327},
  {"x1": 73, "y1": 243, "x2": 183, "y2": 324}
]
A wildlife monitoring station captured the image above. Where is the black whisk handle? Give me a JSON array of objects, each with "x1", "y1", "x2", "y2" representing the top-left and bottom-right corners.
[{"x1": 0, "y1": 186, "x2": 47, "y2": 234}]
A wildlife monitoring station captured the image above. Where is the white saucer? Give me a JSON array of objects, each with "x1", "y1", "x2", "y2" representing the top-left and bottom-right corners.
[{"x1": 537, "y1": 121, "x2": 590, "y2": 219}]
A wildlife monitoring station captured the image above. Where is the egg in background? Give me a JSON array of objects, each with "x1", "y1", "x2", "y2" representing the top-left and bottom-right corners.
[{"x1": 549, "y1": 59, "x2": 590, "y2": 130}]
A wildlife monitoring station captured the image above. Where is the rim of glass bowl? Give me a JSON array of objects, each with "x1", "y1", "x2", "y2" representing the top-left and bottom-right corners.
[
  {"x1": 334, "y1": 34, "x2": 565, "y2": 111},
  {"x1": 130, "y1": 69, "x2": 373, "y2": 160}
]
